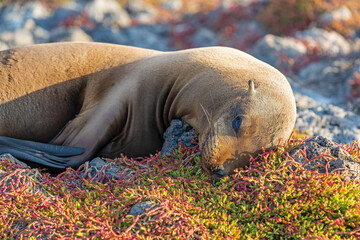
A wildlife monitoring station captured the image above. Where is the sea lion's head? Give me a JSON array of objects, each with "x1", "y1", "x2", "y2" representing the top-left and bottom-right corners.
[{"x1": 199, "y1": 80, "x2": 296, "y2": 181}]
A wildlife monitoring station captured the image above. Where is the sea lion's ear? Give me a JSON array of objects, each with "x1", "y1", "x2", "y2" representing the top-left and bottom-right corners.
[{"x1": 248, "y1": 80, "x2": 255, "y2": 95}]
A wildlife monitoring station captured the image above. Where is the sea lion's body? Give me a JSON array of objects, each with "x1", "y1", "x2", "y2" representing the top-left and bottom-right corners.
[{"x1": 0, "y1": 42, "x2": 296, "y2": 179}]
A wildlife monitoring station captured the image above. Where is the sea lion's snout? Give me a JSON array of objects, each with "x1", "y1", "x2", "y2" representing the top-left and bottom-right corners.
[
  {"x1": 212, "y1": 164, "x2": 226, "y2": 177},
  {"x1": 204, "y1": 148, "x2": 252, "y2": 181}
]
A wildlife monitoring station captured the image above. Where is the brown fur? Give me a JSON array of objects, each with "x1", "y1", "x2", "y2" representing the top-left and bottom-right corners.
[{"x1": 0, "y1": 42, "x2": 296, "y2": 179}]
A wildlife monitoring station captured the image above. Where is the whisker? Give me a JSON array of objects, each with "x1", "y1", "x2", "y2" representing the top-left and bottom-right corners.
[
  {"x1": 200, "y1": 103, "x2": 211, "y2": 125},
  {"x1": 210, "y1": 91, "x2": 216, "y2": 113}
]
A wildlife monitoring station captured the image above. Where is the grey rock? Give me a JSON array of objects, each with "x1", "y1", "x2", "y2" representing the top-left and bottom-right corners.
[
  {"x1": 295, "y1": 28, "x2": 351, "y2": 56},
  {"x1": 13, "y1": 29, "x2": 34, "y2": 46},
  {"x1": 32, "y1": 26, "x2": 51, "y2": 44},
  {"x1": 23, "y1": 19, "x2": 36, "y2": 30},
  {"x1": 90, "y1": 26, "x2": 128, "y2": 44},
  {"x1": 62, "y1": 0, "x2": 89, "y2": 11},
  {"x1": 161, "y1": 119, "x2": 198, "y2": 156},
  {"x1": 129, "y1": 201, "x2": 157, "y2": 217},
  {"x1": 85, "y1": 0, "x2": 131, "y2": 28},
  {"x1": 0, "y1": 167, "x2": 44, "y2": 195},
  {"x1": 0, "y1": 28, "x2": 35, "y2": 48},
  {"x1": 345, "y1": 63, "x2": 360, "y2": 102},
  {"x1": 50, "y1": 27, "x2": 93, "y2": 42},
  {"x1": 85, "y1": 0, "x2": 121, "y2": 21},
  {"x1": 123, "y1": 25, "x2": 172, "y2": 51},
  {"x1": 0, "y1": 154, "x2": 28, "y2": 167},
  {"x1": 126, "y1": 0, "x2": 148, "y2": 14},
  {"x1": 0, "y1": 1, "x2": 50, "y2": 32},
  {"x1": 0, "y1": 42, "x2": 9, "y2": 51},
  {"x1": 89, "y1": 157, "x2": 107, "y2": 167},
  {"x1": 0, "y1": 154, "x2": 47, "y2": 196},
  {"x1": 236, "y1": 21, "x2": 266, "y2": 38},
  {"x1": 294, "y1": 91, "x2": 360, "y2": 144},
  {"x1": 191, "y1": 27, "x2": 218, "y2": 47},
  {"x1": 297, "y1": 58, "x2": 353, "y2": 99},
  {"x1": 298, "y1": 59, "x2": 352, "y2": 84},
  {"x1": 35, "y1": 8, "x2": 83, "y2": 31},
  {"x1": 161, "y1": 0, "x2": 182, "y2": 11},
  {"x1": 252, "y1": 34, "x2": 307, "y2": 67},
  {"x1": 83, "y1": 157, "x2": 135, "y2": 184},
  {"x1": 290, "y1": 136, "x2": 360, "y2": 180},
  {"x1": 356, "y1": 28, "x2": 360, "y2": 39},
  {"x1": 319, "y1": 6, "x2": 352, "y2": 24},
  {"x1": 234, "y1": 21, "x2": 266, "y2": 49},
  {"x1": 126, "y1": 0, "x2": 158, "y2": 24},
  {"x1": 103, "y1": 9, "x2": 132, "y2": 28},
  {"x1": 0, "y1": 31, "x2": 16, "y2": 44}
]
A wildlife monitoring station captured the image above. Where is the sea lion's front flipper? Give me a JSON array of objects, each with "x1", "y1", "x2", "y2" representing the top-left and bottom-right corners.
[{"x1": 0, "y1": 136, "x2": 84, "y2": 168}]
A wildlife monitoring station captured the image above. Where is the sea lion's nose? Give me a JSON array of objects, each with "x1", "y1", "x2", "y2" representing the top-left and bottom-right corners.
[{"x1": 213, "y1": 164, "x2": 226, "y2": 177}]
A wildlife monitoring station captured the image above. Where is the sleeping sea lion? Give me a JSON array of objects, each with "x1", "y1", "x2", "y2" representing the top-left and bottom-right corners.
[{"x1": 0, "y1": 42, "x2": 296, "y2": 180}]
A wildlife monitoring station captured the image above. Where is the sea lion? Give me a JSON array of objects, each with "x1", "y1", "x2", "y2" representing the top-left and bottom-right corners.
[{"x1": 0, "y1": 42, "x2": 296, "y2": 179}]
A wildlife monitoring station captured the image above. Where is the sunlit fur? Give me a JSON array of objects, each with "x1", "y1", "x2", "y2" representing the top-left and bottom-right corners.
[{"x1": 0, "y1": 42, "x2": 296, "y2": 174}]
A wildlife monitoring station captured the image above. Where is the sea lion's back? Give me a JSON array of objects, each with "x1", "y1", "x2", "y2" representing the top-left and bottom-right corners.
[{"x1": 0, "y1": 42, "x2": 159, "y2": 103}]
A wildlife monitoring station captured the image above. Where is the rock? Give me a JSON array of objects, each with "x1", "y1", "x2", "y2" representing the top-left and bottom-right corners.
[
  {"x1": 62, "y1": 0, "x2": 89, "y2": 11},
  {"x1": 298, "y1": 59, "x2": 352, "y2": 84},
  {"x1": 233, "y1": 21, "x2": 266, "y2": 50},
  {"x1": 290, "y1": 136, "x2": 360, "y2": 180},
  {"x1": 0, "y1": 154, "x2": 28, "y2": 168},
  {"x1": 129, "y1": 201, "x2": 157, "y2": 217},
  {"x1": 126, "y1": 0, "x2": 158, "y2": 24},
  {"x1": 89, "y1": 157, "x2": 107, "y2": 167},
  {"x1": 50, "y1": 27, "x2": 93, "y2": 42},
  {"x1": 0, "y1": 28, "x2": 35, "y2": 48},
  {"x1": 13, "y1": 29, "x2": 34, "y2": 46},
  {"x1": 32, "y1": 26, "x2": 51, "y2": 44},
  {"x1": 85, "y1": 0, "x2": 121, "y2": 21},
  {"x1": 295, "y1": 28, "x2": 351, "y2": 56},
  {"x1": 319, "y1": 6, "x2": 352, "y2": 24},
  {"x1": 0, "y1": 155, "x2": 44, "y2": 195},
  {"x1": 23, "y1": 19, "x2": 36, "y2": 30},
  {"x1": 252, "y1": 34, "x2": 307, "y2": 67},
  {"x1": 82, "y1": 157, "x2": 135, "y2": 183},
  {"x1": 123, "y1": 25, "x2": 172, "y2": 51},
  {"x1": 345, "y1": 62, "x2": 360, "y2": 102},
  {"x1": 161, "y1": 0, "x2": 183, "y2": 11},
  {"x1": 356, "y1": 28, "x2": 360, "y2": 39},
  {"x1": 85, "y1": 0, "x2": 131, "y2": 28},
  {"x1": 35, "y1": 8, "x2": 83, "y2": 30},
  {"x1": 297, "y1": 59, "x2": 353, "y2": 99},
  {"x1": 0, "y1": 42, "x2": 9, "y2": 51},
  {"x1": 0, "y1": 167, "x2": 43, "y2": 195},
  {"x1": 294, "y1": 91, "x2": 360, "y2": 144},
  {"x1": 103, "y1": 8, "x2": 132, "y2": 28},
  {"x1": 90, "y1": 26, "x2": 128, "y2": 44},
  {"x1": 191, "y1": 27, "x2": 218, "y2": 47},
  {"x1": 161, "y1": 119, "x2": 198, "y2": 156},
  {"x1": 0, "y1": 1, "x2": 50, "y2": 32},
  {"x1": 0, "y1": 31, "x2": 15, "y2": 45}
]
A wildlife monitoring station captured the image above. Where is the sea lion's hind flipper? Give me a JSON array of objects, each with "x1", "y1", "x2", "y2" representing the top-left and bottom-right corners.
[
  {"x1": 0, "y1": 136, "x2": 84, "y2": 156},
  {"x1": 0, "y1": 146, "x2": 68, "y2": 168},
  {"x1": 0, "y1": 136, "x2": 85, "y2": 168}
]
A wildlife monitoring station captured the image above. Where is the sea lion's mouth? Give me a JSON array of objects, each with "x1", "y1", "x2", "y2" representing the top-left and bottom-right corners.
[{"x1": 200, "y1": 124, "x2": 252, "y2": 180}]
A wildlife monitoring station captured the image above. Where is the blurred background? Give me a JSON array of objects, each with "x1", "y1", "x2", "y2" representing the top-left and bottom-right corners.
[
  {"x1": 0, "y1": 0, "x2": 359, "y2": 51},
  {"x1": 1, "y1": 0, "x2": 360, "y2": 143}
]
